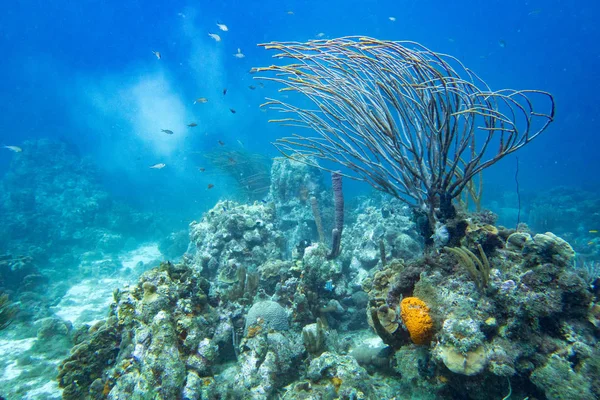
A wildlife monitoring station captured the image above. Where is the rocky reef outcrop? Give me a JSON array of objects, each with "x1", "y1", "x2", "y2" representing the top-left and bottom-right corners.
[
  {"x1": 55, "y1": 160, "x2": 599, "y2": 400},
  {"x1": 364, "y1": 216, "x2": 599, "y2": 399}
]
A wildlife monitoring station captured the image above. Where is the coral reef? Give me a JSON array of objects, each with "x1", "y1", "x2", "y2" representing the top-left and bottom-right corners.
[
  {"x1": 364, "y1": 216, "x2": 598, "y2": 399},
  {"x1": 57, "y1": 261, "x2": 219, "y2": 399},
  {"x1": 269, "y1": 158, "x2": 329, "y2": 258},
  {"x1": 526, "y1": 187, "x2": 600, "y2": 237},
  {"x1": 189, "y1": 199, "x2": 285, "y2": 300},
  {"x1": 495, "y1": 185, "x2": 600, "y2": 263},
  {"x1": 0, "y1": 139, "x2": 170, "y2": 268},
  {"x1": 49, "y1": 159, "x2": 598, "y2": 400},
  {"x1": 0, "y1": 253, "x2": 51, "y2": 328},
  {"x1": 158, "y1": 229, "x2": 189, "y2": 260},
  {"x1": 303, "y1": 352, "x2": 382, "y2": 398},
  {"x1": 340, "y1": 195, "x2": 421, "y2": 271},
  {"x1": 0, "y1": 254, "x2": 44, "y2": 291}
]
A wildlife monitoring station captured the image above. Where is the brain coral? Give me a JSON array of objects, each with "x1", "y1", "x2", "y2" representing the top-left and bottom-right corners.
[
  {"x1": 244, "y1": 300, "x2": 289, "y2": 335},
  {"x1": 400, "y1": 297, "x2": 433, "y2": 345}
]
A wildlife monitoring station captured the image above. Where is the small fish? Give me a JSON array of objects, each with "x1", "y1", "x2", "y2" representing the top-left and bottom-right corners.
[
  {"x1": 228, "y1": 157, "x2": 236, "y2": 164},
  {"x1": 260, "y1": 199, "x2": 267, "y2": 204},
  {"x1": 590, "y1": 230, "x2": 599, "y2": 234},
  {"x1": 194, "y1": 97, "x2": 208, "y2": 104},
  {"x1": 223, "y1": 88, "x2": 227, "y2": 95},
  {"x1": 208, "y1": 33, "x2": 221, "y2": 42},
  {"x1": 588, "y1": 241, "x2": 595, "y2": 246},
  {"x1": 216, "y1": 22, "x2": 228, "y2": 31},
  {"x1": 498, "y1": 40, "x2": 507, "y2": 48},
  {"x1": 248, "y1": 67, "x2": 258, "y2": 74},
  {"x1": 258, "y1": 82, "x2": 264, "y2": 88},
  {"x1": 248, "y1": 85, "x2": 256, "y2": 90},
  {"x1": 287, "y1": 11, "x2": 294, "y2": 15},
  {"x1": 229, "y1": 108, "x2": 236, "y2": 114},
  {"x1": 207, "y1": 183, "x2": 214, "y2": 189},
  {"x1": 237, "y1": 139, "x2": 244, "y2": 147},
  {"x1": 198, "y1": 167, "x2": 205, "y2": 172},
  {"x1": 3, "y1": 145, "x2": 22, "y2": 153},
  {"x1": 233, "y1": 48, "x2": 245, "y2": 59},
  {"x1": 324, "y1": 279, "x2": 335, "y2": 292},
  {"x1": 528, "y1": 9, "x2": 542, "y2": 16},
  {"x1": 222, "y1": 206, "x2": 228, "y2": 212},
  {"x1": 150, "y1": 163, "x2": 166, "y2": 169},
  {"x1": 316, "y1": 33, "x2": 325, "y2": 38},
  {"x1": 152, "y1": 51, "x2": 161, "y2": 60},
  {"x1": 161, "y1": 129, "x2": 174, "y2": 135},
  {"x1": 218, "y1": 140, "x2": 225, "y2": 146},
  {"x1": 187, "y1": 123, "x2": 198, "y2": 128},
  {"x1": 389, "y1": 16, "x2": 396, "y2": 22},
  {"x1": 177, "y1": 12, "x2": 186, "y2": 18}
]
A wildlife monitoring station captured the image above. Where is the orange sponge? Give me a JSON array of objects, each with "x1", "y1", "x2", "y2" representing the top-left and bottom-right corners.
[{"x1": 400, "y1": 297, "x2": 433, "y2": 345}]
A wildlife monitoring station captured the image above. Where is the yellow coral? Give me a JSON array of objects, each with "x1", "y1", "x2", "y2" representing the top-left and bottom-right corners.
[
  {"x1": 331, "y1": 376, "x2": 342, "y2": 392},
  {"x1": 102, "y1": 381, "x2": 112, "y2": 396},
  {"x1": 400, "y1": 297, "x2": 433, "y2": 345},
  {"x1": 246, "y1": 318, "x2": 264, "y2": 338}
]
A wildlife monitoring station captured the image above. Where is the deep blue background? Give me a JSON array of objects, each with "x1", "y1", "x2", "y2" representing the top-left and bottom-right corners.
[{"x1": 1, "y1": 0, "x2": 598, "y2": 217}]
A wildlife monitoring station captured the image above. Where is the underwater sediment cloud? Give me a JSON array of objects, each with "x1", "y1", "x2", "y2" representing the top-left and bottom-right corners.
[{"x1": 81, "y1": 72, "x2": 191, "y2": 160}]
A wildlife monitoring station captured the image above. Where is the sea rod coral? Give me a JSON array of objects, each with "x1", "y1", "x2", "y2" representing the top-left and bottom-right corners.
[{"x1": 257, "y1": 36, "x2": 555, "y2": 245}]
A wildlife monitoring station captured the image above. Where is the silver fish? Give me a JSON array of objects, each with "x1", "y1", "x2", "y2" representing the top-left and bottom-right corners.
[
  {"x1": 3, "y1": 145, "x2": 22, "y2": 153},
  {"x1": 208, "y1": 33, "x2": 221, "y2": 42}
]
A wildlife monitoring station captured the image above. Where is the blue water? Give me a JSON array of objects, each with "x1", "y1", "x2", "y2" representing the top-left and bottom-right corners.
[{"x1": 1, "y1": 0, "x2": 598, "y2": 216}]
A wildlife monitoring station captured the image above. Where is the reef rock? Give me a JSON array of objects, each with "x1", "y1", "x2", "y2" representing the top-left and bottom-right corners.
[
  {"x1": 523, "y1": 231, "x2": 576, "y2": 267},
  {"x1": 342, "y1": 196, "x2": 421, "y2": 272},
  {"x1": 269, "y1": 157, "x2": 328, "y2": 257},
  {"x1": 57, "y1": 261, "x2": 218, "y2": 399},
  {"x1": 189, "y1": 200, "x2": 285, "y2": 288}
]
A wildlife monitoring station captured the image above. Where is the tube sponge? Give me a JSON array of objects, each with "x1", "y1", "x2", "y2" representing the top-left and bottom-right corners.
[
  {"x1": 327, "y1": 172, "x2": 344, "y2": 259},
  {"x1": 400, "y1": 297, "x2": 433, "y2": 345}
]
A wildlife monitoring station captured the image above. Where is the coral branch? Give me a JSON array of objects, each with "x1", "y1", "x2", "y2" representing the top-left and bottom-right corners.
[{"x1": 257, "y1": 36, "x2": 555, "y2": 235}]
